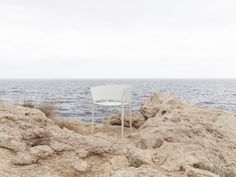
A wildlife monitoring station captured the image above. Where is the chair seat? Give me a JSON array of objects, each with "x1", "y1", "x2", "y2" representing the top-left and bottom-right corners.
[
  {"x1": 94, "y1": 101, "x2": 128, "y2": 106},
  {"x1": 90, "y1": 84, "x2": 133, "y2": 137}
]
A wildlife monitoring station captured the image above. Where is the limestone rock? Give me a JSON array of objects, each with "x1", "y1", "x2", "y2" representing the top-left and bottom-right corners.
[
  {"x1": 100, "y1": 155, "x2": 129, "y2": 173},
  {"x1": 100, "y1": 167, "x2": 167, "y2": 177},
  {"x1": 1, "y1": 92, "x2": 236, "y2": 177},
  {"x1": 185, "y1": 167, "x2": 220, "y2": 177},
  {"x1": 30, "y1": 145, "x2": 54, "y2": 158},
  {"x1": 72, "y1": 160, "x2": 89, "y2": 173},
  {"x1": 0, "y1": 137, "x2": 27, "y2": 152},
  {"x1": 135, "y1": 131, "x2": 164, "y2": 149},
  {"x1": 77, "y1": 149, "x2": 89, "y2": 158},
  {"x1": 109, "y1": 155, "x2": 129, "y2": 170},
  {"x1": 128, "y1": 147, "x2": 153, "y2": 165},
  {"x1": 50, "y1": 141, "x2": 73, "y2": 152},
  {"x1": 140, "y1": 92, "x2": 185, "y2": 119},
  {"x1": 105, "y1": 112, "x2": 146, "y2": 129},
  {"x1": 130, "y1": 92, "x2": 236, "y2": 173},
  {"x1": 13, "y1": 152, "x2": 38, "y2": 165}
]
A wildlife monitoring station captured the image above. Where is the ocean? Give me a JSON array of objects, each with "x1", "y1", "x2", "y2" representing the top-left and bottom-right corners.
[{"x1": 0, "y1": 79, "x2": 235, "y2": 121}]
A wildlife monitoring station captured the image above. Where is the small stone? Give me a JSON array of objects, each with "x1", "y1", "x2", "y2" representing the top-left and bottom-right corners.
[
  {"x1": 153, "y1": 139, "x2": 163, "y2": 149},
  {"x1": 140, "y1": 107, "x2": 160, "y2": 119},
  {"x1": 128, "y1": 147, "x2": 153, "y2": 165},
  {"x1": 77, "y1": 149, "x2": 89, "y2": 158},
  {"x1": 170, "y1": 116, "x2": 181, "y2": 123},
  {"x1": 30, "y1": 145, "x2": 54, "y2": 158},
  {"x1": 72, "y1": 160, "x2": 89, "y2": 173},
  {"x1": 164, "y1": 137, "x2": 174, "y2": 142},
  {"x1": 13, "y1": 152, "x2": 38, "y2": 165},
  {"x1": 109, "y1": 155, "x2": 129, "y2": 170},
  {"x1": 50, "y1": 141, "x2": 73, "y2": 152}
]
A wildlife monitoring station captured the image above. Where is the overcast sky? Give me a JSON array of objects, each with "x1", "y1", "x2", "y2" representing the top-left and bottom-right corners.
[{"x1": 0, "y1": 0, "x2": 236, "y2": 79}]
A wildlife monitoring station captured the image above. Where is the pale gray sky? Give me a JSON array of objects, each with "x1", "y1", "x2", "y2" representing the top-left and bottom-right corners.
[{"x1": 0, "y1": 0, "x2": 236, "y2": 79}]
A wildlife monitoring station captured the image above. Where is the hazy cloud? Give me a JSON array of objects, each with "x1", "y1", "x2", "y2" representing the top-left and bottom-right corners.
[{"x1": 0, "y1": 0, "x2": 236, "y2": 78}]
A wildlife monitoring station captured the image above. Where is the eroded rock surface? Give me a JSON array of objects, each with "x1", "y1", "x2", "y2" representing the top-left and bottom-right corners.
[{"x1": 1, "y1": 92, "x2": 236, "y2": 177}]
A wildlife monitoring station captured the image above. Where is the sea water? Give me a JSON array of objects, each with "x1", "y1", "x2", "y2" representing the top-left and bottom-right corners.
[{"x1": 0, "y1": 79, "x2": 235, "y2": 121}]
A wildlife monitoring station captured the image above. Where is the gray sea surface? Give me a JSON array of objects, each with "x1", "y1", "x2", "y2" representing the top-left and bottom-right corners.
[{"x1": 0, "y1": 79, "x2": 235, "y2": 121}]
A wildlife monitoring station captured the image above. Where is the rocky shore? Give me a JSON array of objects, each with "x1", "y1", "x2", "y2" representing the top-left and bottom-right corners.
[{"x1": 0, "y1": 92, "x2": 236, "y2": 177}]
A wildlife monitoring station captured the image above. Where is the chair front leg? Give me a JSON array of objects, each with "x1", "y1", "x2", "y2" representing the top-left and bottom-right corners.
[
  {"x1": 91, "y1": 103, "x2": 95, "y2": 134},
  {"x1": 121, "y1": 103, "x2": 124, "y2": 138}
]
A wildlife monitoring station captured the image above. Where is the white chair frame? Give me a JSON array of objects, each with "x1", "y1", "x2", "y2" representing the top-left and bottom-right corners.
[{"x1": 90, "y1": 84, "x2": 132, "y2": 137}]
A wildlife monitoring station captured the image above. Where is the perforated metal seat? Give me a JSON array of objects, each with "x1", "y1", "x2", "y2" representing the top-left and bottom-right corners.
[{"x1": 90, "y1": 84, "x2": 133, "y2": 137}]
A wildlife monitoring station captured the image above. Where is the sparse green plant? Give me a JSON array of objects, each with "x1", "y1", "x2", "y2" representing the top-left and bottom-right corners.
[
  {"x1": 130, "y1": 159, "x2": 143, "y2": 168},
  {"x1": 22, "y1": 101, "x2": 35, "y2": 108},
  {"x1": 193, "y1": 162, "x2": 212, "y2": 171},
  {"x1": 192, "y1": 162, "x2": 236, "y2": 177},
  {"x1": 21, "y1": 99, "x2": 56, "y2": 118}
]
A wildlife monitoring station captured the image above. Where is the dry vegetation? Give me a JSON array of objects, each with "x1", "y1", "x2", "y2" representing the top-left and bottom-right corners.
[
  {"x1": 193, "y1": 162, "x2": 236, "y2": 177},
  {"x1": 21, "y1": 100, "x2": 91, "y2": 134},
  {"x1": 49, "y1": 117, "x2": 90, "y2": 135},
  {"x1": 38, "y1": 103, "x2": 56, "y2": 118},
  {"x1": 22, "y1": 101, "x2": 35, "y2": 109},
  {"x1": 21, "y1": 101, "x2": 56, "y2": 118}
]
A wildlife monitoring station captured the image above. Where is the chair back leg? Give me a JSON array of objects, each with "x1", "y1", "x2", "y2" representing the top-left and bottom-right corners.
[{"x1": 129, "y1": 103, "x2": 132, "y2": 130}]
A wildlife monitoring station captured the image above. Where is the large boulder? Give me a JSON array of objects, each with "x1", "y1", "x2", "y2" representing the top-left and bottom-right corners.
[
  {"x1": 104, "y1": 112, "x2": 146, "y2": 129},
  {"x1": 130, "y1": 92, "x2": 236, "y2": 174},
  {"x1": 140, "y1": 92, "x2": 187, "y2": 119},
  {"x1": 0, "y1": 105, "x2": 121, "y2": 176}
]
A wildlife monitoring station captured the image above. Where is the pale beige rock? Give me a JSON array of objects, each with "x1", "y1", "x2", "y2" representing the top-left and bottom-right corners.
[
  {"x1": 72, "y1": 160, "x2": 89, "y2": 173},
  {"x1": 99, "y1": 155, "x2": 129, "y2": 173},
  {"x1": 185, "y1": 167, "x2": 220, "y2": 177},
  {"x1": 100, "y1": 167, "x2": 167, "y2": 177},
  {"x1": 0, "y1": 137, "x2": 27, "y2": 152},
  {"x1": 140, "y1": 92, "x2": 185, "y2": 119},
  {"x1": 133, "y1": 93, "x2": 236, "y2": 173},
  {"x1": 109, "y1": 155, "x2": 129, "y2": 170},
  {"x1": 30, "y1": 145, "x2": 54, "y2": 158},
  {"x1": 13, "y1": 152, "x2": 38, "y2": 165},
  {"x1": 128, "y1": 147, "x2": 153, "y2": 165},
  {"x1": 0, "y1": 92, "x2": 236, "y2": 177},
  {"x1": 104, "y1": 112, "x2": 146, "y2": 129},
  {"x1": 50, "y1": 141, "x2": 73, "y2": 152},
  {"x1": 77, "y1": 149, "x2": 89, "y2": 158},
  {"x1": 135, "y1": 130, "x2": 164, "y2": 149}
]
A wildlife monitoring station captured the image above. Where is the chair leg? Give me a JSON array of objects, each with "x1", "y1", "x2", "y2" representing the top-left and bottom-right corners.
[
  {"x1": 129, "y1": 103, "x2": 132, "y2": 131},
  {"x1": 121, "y1": 104, "x2": 124, "y2": 138},
  {"x1": 91, "y1": 103, "x2": 95, "y2": 134}
]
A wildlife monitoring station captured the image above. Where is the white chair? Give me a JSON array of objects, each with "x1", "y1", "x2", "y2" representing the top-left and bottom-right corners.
[{"x1": 90, "y1": 84, "x2": 132, "y2": 137}]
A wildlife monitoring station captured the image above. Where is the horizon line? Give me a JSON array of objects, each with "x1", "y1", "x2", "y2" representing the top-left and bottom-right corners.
[{"x1": 0, "y1": 78, "x2": 235, "y2": 80}]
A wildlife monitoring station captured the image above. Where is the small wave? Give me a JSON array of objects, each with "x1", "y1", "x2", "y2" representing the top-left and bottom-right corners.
[
  {"x1": 200, "y1": 101, "x2": 215, "y2": 105},
  {"x1": 1, "y1": 79, "x2": 236, "y2": 119}
]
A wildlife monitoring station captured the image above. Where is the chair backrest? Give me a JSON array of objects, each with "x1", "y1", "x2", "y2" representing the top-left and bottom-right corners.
[{"x1": 90, "y1": 84, "x2": 132, "y2": 103}]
